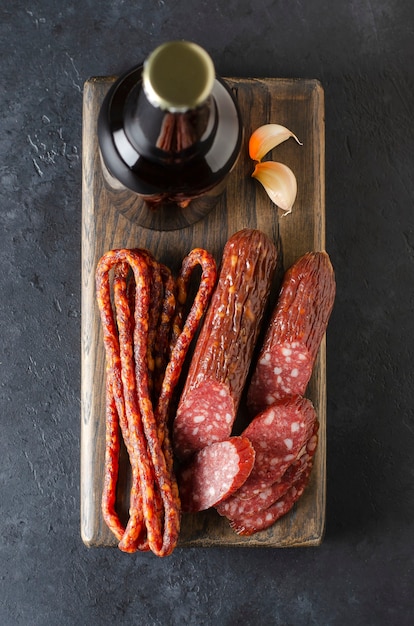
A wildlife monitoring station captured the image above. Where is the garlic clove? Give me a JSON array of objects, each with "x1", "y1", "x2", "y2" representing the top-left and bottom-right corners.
[
  {"x1": 252, "y1": 161, "x2": 297, "y2": 214},
  {"x1": 249, "y1": 124, "x2": 303, "y2": 162}
]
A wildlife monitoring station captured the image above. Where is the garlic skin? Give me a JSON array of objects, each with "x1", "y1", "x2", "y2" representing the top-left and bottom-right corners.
[
  {"x1": 249, "y1": 124, "x2": 303, "y2": 162},
  {"x1": 251, "y1": 161, "x2": 297, "y2": 215}
]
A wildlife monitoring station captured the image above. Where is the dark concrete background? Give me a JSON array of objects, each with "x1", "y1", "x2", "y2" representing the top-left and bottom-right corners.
[{"x1": 1, "y1": 1, "x2": 413, "y2": 624}]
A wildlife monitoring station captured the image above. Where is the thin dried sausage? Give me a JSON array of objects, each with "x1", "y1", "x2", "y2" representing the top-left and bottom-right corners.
[
  {"x1": 156, "y1": 248, "x2": 217, "y2": 431},
  {"x1": 123, "y1": 250, "x2": 180, "y2": 556},
  {"x1": 96, "y1": 249, "x2": 179, "y2": 556},
  {"x1": 96, "y1": 256, "x2": 148, "y2": 552},
  {"x1": 111, "y1": 255, "x2": 163, "y2": 554},
  {"x1": 153, "y1": 264, "x2": 176, "y2": 398},
  {"x1": 101, "y1": 373, "x2": 125, "y2": 542},
  {"x1": 154, "y1": 248, "x2": 217, "y2": 554},
  {"x1": 96, "y1": 247, "x2": 216, "y2": 556}
]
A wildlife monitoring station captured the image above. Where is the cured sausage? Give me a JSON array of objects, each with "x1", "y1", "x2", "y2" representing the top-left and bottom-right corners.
[
  {"x1": 169, "y1": 248, "x2": 217, "y2": 352},
  {"x1": 101, "y1": 372, "x2": 125, "y2": 542},
  {"x1": 173, "y1": 229, "x2": 278, "y2": 461},
  {"x1": 153, "y1": 248, "x2": 217, "y2": 552},
  {"x1": 153, "y1": 264, "x2": 176, "y2": 398},
  {"x1": 96, "y1": 247, "x2": 216, "y2": 556},
  {"x1": 228, "y1": 459, "x2": 314, "y2": 536},
  {"x1": 144, "y1": 255, "x2": 164, "y2": 401},
  {"x1": 96, "y1": 257, "x2": 147, "y2": 551},
  {"x1": 155, "y1": 248, "x2": 217, "y2": 432},
  {"x1": 96, "y1": 249, "x2": 179, "y2": 556},
  {"x1": 111, "y1": 253, "x2": 165, "y2": 554},
  {"x1": 178, "y1": 437, "x2": 255, "y2": 513},
  {"x1": 247, "y1": 251, "x2": 336, "y2": 416},
  {"x1": 216, "y1": 421, "x2": 318, "y2": 520},
  {"x1": 219, "y1": 395, "x2": 317, "y2": 505}
]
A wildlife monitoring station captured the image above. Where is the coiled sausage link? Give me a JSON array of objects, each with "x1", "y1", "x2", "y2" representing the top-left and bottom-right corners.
[
  {"x1": 97, "y1": 247, "x2": 217, "y2": 556},
  {"x1": 157, "y1": 248, "x2": 217, "y2": 429},
  {"x1": 112, "y1": 258, "x2": 157, "y2": 553},
  {"x1": 96, "y1": 249, "x2": 180, "y2": 556},
  {"x1": 96, "y1": 254, "x2": 151, "y2": 552},
  {"x1": 101, "y1": 371, "x2": 124, "y2": 542},
  {"x1": 153, "y1": 265, "x2": 176, "y2": 400},
  {"x1": 154, "y1": 249, "x2": 217, "y2": 555}
]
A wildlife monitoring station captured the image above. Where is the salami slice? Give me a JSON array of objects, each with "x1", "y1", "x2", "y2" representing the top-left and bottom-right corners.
[
  {"x1": 228, "y1": 462, "x2": 314, "y2": 536},
  {"x1": 173, "y1": 381, "x2": 235, "y2": 461},
  {"x1": 173, "y1": 229, "x2": 278, "y2": 460},
  {"x1": 216, "y1": 421, "x2": 318, "y2": 519},
  {"x1": 223, "y1": 395, "x2": 317, "y2": 502},
  {"x1": 247, "y1": 251, "x2": 335, "y2": 416},
  {"x1": 178, "y1": 437, "x2": 255, "y2": 513}
]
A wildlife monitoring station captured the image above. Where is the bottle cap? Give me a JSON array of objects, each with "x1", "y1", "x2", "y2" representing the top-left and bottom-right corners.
[{"x1": 142, "y1": 41, "x2": 215, "y2": 112}]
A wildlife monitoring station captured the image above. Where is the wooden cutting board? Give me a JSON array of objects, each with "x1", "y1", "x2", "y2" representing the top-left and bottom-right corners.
[{"x1": 81, "y1": 76, "x2": 326, "y2": 548}]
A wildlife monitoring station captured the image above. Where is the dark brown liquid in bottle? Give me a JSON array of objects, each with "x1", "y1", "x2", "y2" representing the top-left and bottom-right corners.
[{"x1": 98, "y1": 62, "x2": 242, "y2": 230}]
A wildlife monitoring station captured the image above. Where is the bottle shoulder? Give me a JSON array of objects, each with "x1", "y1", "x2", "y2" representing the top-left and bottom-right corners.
[{"x1": 98, "y1": 66, "x2": 242, "y2": 196}]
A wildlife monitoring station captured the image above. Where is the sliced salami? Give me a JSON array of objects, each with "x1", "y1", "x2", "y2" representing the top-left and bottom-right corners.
[
  {"x1": 224, "y1": 395, "x2": 317, "y2": 502},
  {"x1": 228, "y1": 460, "x2": 314, "y2": 536},
  {"x1": 247, "y1": 251, "x2": 335, "y2": 416},
  {"x1": 173, "y1": 229, "x2": 278, "y2": 461},
  {"x1": 242, "y1": 395, "x2": 316, "y2": 486},
  {"x1": 173, "y1": 381, "x2": 235, "y2": 461},
  {"x1": 178, "y1": 437, "x2": 255, "y2": 513},
  {"x1": 216, "y1": 421, "x2": 318, "y2": 519}
]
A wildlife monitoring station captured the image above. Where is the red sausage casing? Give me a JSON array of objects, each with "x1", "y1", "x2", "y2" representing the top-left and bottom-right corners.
[
  {"x1": 247, "y1": 251, "x2": 336, "y2": 416},
  {"x1": 173, "y1": 229, "x2": 278, "y2": 461}
]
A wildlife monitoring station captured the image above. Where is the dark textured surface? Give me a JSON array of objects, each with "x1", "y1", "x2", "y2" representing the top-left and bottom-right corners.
[{"x1": 1, "y1": 1, "x2": 413, "y2": 624}]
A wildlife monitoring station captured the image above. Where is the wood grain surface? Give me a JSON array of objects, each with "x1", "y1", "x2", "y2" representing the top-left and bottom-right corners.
[{"x1": 81, "y1": 76, "x2": 325, "y2": 548}]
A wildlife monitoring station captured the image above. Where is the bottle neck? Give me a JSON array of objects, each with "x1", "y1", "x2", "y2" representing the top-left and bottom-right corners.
[{"x1": 123, "y1": 74, "x2": 218, "y2": 164}]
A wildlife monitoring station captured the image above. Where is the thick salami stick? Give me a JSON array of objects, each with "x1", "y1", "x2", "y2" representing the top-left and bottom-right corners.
[
  {"x1": 173, "y1": 229, "x2": 278, "y2": 461},
  {"x1": 216, "y1": 421, "x2": 318, "y2": 519},
  {"x1": 178, "y1": 437, "x2": 255, "y2": 513},
  {"x1": 247, "y1": 251, "x2": 336, "y2": 416},
  {"x1": 222, "y1": 395, "x2": 317, "y2": 503}
]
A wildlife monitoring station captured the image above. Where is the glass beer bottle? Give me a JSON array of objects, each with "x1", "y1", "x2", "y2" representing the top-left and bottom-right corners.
[{"x1": 98, "y1": 41, "x2": 243, "y2": 230}]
